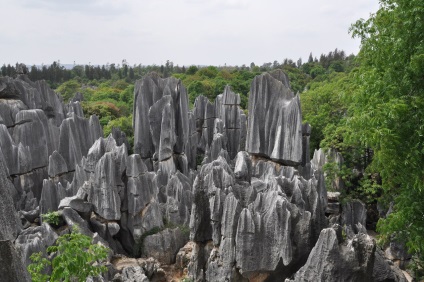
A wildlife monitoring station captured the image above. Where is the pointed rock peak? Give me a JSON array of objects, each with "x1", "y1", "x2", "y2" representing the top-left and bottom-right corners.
[
  {"x1": 48, "y1": 150, "x2": 68, "y2": 177},
  {"x1": 222, "y1": 85, "x2": 241, "y2": 105},
  {"x1": 269, "y1": 69, "x2": 291, "y2": 89}
]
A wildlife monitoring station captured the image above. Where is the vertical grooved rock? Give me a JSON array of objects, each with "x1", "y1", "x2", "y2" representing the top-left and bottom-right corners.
[
  {"x1": 247, "y1": 72, "x2": 302, "y2": 165},
  {"x1": 89, "y1": 152, "x2": 121, "y2": 220},
  {"x1": 287, "y1": 228, "x2": 376, "y2": 282}
]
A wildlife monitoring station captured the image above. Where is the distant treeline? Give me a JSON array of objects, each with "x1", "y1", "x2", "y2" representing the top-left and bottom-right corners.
[{"x1": 0, "y1": 49, "x2": 354, "y2": 89}]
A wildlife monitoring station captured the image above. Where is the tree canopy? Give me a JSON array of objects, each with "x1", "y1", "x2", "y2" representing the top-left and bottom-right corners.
[{"x1": 347, "y1": 0, "x2": 424, "y2": 269}]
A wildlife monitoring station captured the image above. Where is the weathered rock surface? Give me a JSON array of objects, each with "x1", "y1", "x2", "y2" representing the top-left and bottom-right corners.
[
  {"x1": 0, "y1": 75, "x2": 65, "y2": 125},
  {"x1": 40, "y1": 179, "x2": 67, "y2": 214},
  {"x1": 287, "y1": 227, "x2": 376, "y2": 282},
  {"x1": 113, "y1": 266, "x2": 149, "y2": 282},
  {"x1": 48, "y1": 150, "x2": 68, "y2": 177},
  {"x1": 0, "y1": 156, "x2": 21, "y2": 240},
  {"x1": 161, "y1": 171, "x2": 193, "y2": 226},
  {"x1": 246, "y1": 71, "x2": 302, "y2": 165},
  {"x1": 187, "y1": 72, "x2": 330, "y2": 281},
  {"x1": 373, "y1": 248, "x2": 407, "y2": 282},
  {"x1": 0, "y1": 99, "x2": 27, "y2": 127},
  {"x1": 188, "y1": 154, "x2": 329, "y2": 280},
  {"x1": 143, "y1": 228, "x2": 189, "y2": 264},
  {"x1": 15, "y1": 222, "x2": 58, "y2": 266},
  {"x1": 133, "y1": 73, "x2": 190, "y2": 170},
  {"x1": 58, "y1": 113, "x2": 103, "y2": 171},
  {"x1": 0, "y1": 155, "x2": 29, "y2": 281},
  {"x1": 0, "y1": 240, "x2": 31, "y2": 282},
  {"x1": 342, "y1": 199, "x2": 367, "y2": 236},
  {"x1": 112, "y1": 257, "x2": 167, "y2": 282},
  {"x1": 192, "y1": 87, "x2": 247, "y2": 162},
  {"x1": 0, "y1": 75, "x2": 102, "y2": 219}
]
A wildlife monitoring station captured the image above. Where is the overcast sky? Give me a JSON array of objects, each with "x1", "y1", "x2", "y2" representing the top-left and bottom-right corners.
[{"x1": 0, "y1": 0, "x2": 379, "y2": 67}]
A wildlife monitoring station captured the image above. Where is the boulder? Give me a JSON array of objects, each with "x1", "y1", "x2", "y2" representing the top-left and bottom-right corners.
[
  {"x1": 113, "y1": 266, "x2": 149, "y2": 282},
  {"x1": 143, "y1": 227, "x2": 189, "y2": 264}
]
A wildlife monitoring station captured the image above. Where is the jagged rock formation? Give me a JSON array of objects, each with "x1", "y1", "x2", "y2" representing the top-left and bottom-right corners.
[
  {"x1": 133, "y1": 73, "x2": 190, "y2": 170},
  {"x1": 0, "y1": 72, "x2": 407, "y2": 282},
  {"x1": 286, "y1": 226, "x2": 376, "y2": 282},
  {"x1": 186, "y1": 71, "x2": 328, "y2": 281},
  {"x1": 0, "y1": 75, "x2": 103, "y2": 217},
  {"x1": 187, "y1": 151, "x2": 328, "y2": 281},
  {"x1": 193, "y1": 86, "x2": 247, "y2": 162}
]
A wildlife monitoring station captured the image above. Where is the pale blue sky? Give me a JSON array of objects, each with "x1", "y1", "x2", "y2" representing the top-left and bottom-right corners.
[{"x1": 0, "y1": 0, "x2": 379, "y2": 66}]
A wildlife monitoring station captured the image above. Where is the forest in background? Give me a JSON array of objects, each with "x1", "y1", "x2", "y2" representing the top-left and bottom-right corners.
[
  {"x1": 1, "y1": 0, "x2": 423, "y2": 277},
  {"x1": 1, "y1": 48, "x2": 353, "y2": 150}
]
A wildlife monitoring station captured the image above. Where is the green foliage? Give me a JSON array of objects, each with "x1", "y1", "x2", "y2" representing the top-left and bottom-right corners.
[
  {"x1": 28, "y1": 252, "x2": 51, "y2": 282},
  {"x1": 82, "y1": 101, "x2": 121, "y2": 126},
  {"x1": 353, "y1": 174, "x2": 383, "y2": 205},
  {"x1": 341, "y1": 225, "x2": 347, "y2": 241},
  {"x1": 28, "y1": 226, "x2": 108, "y2": 282},
  {"x1": 186, "y1": 65, "x2": 199, "y2": 75},
  {"x1": 103, "y1": 115, "x2": 134, "y2": 152},
  {"x1": 348, "y1": 0, "x2": 424, "y2": 268},
  {"x1": 41, "y1": 211, "x2": 60, "y2": 226},
  {"x1": 56, "y1": 79, "x2": 80, "y2": 102},
  {"x1": 301, "y1": 72, "x2": 352, "y2": 153},
  {"x1": 197, "y1": 66, "x2": 218, "y2": 78},
  {"x1": 310, "y1": 65, "x2": 325, "y2": 79},
  {"x1": 322, "y1": 161, "x2": 352, "y2": 192}
]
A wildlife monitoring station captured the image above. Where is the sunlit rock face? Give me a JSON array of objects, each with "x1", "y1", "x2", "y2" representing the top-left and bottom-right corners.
[
  {"x1": 247, "y1": 70, "x2": 302, "y2": 166},
  {"x1": 133, "y1": 73, "x2": 191, "y2": 170},
  {"x1": 187, "y1": 71, "x2": 329, "y2": 281}
]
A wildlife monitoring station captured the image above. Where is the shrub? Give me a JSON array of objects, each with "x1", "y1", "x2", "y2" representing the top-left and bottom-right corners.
[
  {"x1": 41, "y1": 211, "x2": 60, "y2": 226},
  {"x1": 28, "y1": 226, "x2": 108, "y2": 282}
]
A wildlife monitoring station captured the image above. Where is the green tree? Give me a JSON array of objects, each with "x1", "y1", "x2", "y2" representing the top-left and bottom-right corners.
[
  {"x1": 28, "y1": 226, "x2": 108, "y2": 282},
  {"x1": 301, "y1": 72, "x2": 351, "y2": 153},
  {"x1": 56, "y1": 79, "x2": 81, "y2": 102},
  {"x1": 186, "y1": 65, "x2": 198, "y2": 75},
  {"x1": 310, "y1": 65, "x2": 326, "y2": 79},
  {"x1": 104, "y1": 115, "x2": 134, "y2": 151},
  {"x1": 348, "y1": 0, "x2": 424, "y2": 271}
]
